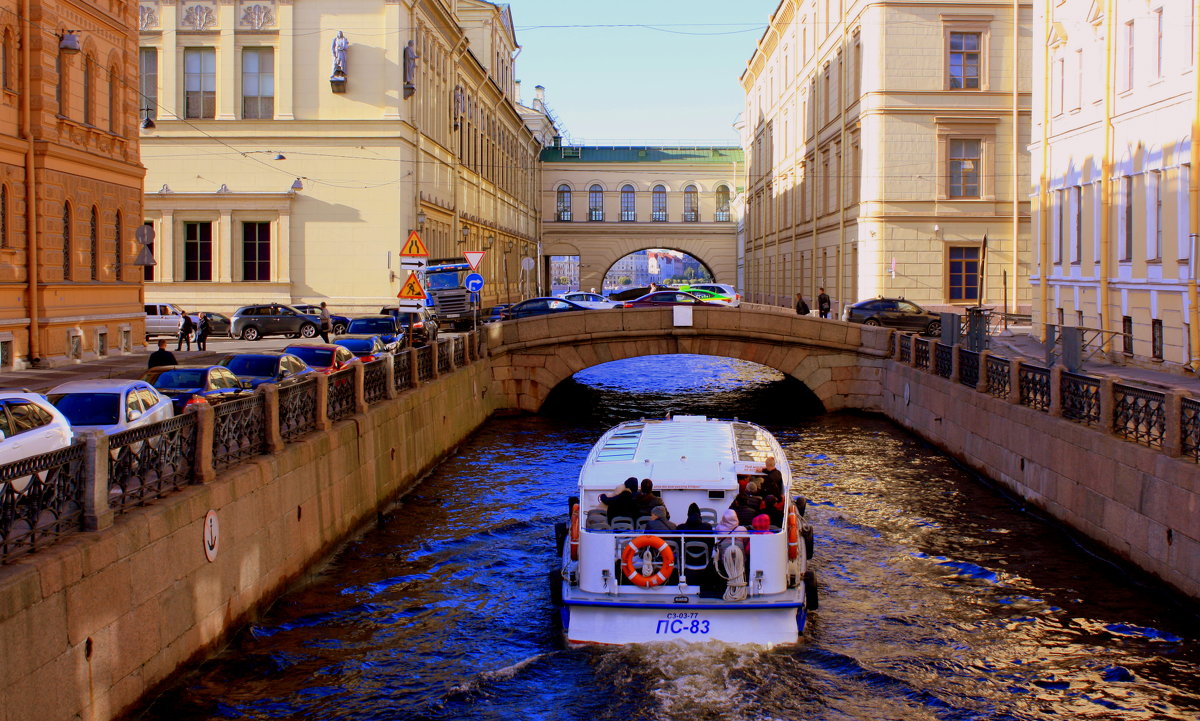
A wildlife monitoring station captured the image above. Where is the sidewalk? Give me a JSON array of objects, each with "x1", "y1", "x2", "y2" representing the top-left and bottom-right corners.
[{"x1": 0, "y1": 348, "x2": 224, "y2": 393}]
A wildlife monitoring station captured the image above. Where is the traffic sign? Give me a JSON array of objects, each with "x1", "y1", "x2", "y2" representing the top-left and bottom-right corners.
[
  {"x1": 398, "y1": 272, "x2": 426, "y2": 300},
  {"x1": 463, "y1": 250, "x2": 485, "y2": 271},
  {"x1": 464, "y1": 272, "x2": 484, "y2": 293},
  {"x1": 135, "y1": 224, "x2": 155, "y2": 244},
  {"x1": 395, "y1": 299, "x2": 425, "y2": 312},
  {"x1": 400, "y1": 257, "x2": 427, "y2": 271},
  {"x1": 400, "y1": 230, "x2": 429, "y2": 257}
]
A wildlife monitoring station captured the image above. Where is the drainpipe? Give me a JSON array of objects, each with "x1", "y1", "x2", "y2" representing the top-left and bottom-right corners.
[
  {"x1": 20, "y1": 0, "x2": 39, "y2": 365},
  {"x1": 1037, "y1": 2, "x2": 1051, "y2": 341},
  {"x1": 1010, "y1": 0, "x2": 1020, "y2": 314},
  {"x1": 836, "y1": 13, "x2": 848, "y2": 315},
  {"x1": 1098, "y1": 0, "x2": 1114, "y2": 352},
  {"x1": 1188, "y1": 5, "x2": 1200, "y2": 372}
]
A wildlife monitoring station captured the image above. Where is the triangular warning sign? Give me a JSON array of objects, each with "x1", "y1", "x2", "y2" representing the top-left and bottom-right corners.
[
  {"x1": 397, "y1": 272, "x2": 426, "y2": 300},
  {"x1": 464, "y1": 250, "x2": 485, "y2": 271},
  {"x1": 400, "y1": 230, "x2": 429, "y2": 257}
]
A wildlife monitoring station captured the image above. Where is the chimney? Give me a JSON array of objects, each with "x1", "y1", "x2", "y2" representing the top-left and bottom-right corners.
[
  {"x1": 552, "y1": 135, "x2": 561, "y2": 147},
  {"x1": 514, "y1": 79, "x2": 522, "y2": 104},
  {"x1": 534, "y1": 84, "x2": 546, "y2": 110}
]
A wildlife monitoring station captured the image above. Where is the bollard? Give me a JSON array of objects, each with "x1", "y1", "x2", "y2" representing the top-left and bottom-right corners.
[
  {"x1": 1008, "y1": 357, "x2": 1023, "y2": 405},
  {"x1": 1164, "y1": 389, "x2": 1184, "y2": 457},
  {"x1": 353, "y1": 362, "x2": 368, "y2": 415},
  {"x1": 81, "y1": 430, "x2": 113, "y2": 531},
  {"x1": 259, "y1": 383, "x2": 285, "y2": 454},
  {"x1": 1049, "y1": 364, "x2": 1064, "y2": 417},
  {"x1": 383, "y1": 353, "x2": 398, "y2": 400},
  {"x1": 315, "y1": 372, "x2": 331, "y2": 431},
  {"x1": 188, "y1": 402, "x2": 216, "y2": 484}
]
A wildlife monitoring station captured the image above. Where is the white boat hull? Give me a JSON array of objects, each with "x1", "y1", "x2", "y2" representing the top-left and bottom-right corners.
[{"x1": 562, "y1": 600, "x2": 806, "y2": 647}]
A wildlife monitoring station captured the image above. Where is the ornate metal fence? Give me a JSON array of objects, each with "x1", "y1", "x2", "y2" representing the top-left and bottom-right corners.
[
  {"x1": 934, "y1": 343, "x2": 953, "y2": 378},
  {"x1": 437, "y1": 339, "x2": 452, "y2": 374},
  {"x1": 453, "y1": 336, "x2": 466, "y2": 367},
  {"x1": 985, "y1": 356, "x2": 1010, "y2": 399},
  {"x1": 417, "y1": 345, "x2": 434, "y2": 382},
  {"x1": 394, "y1": 349, "x2": 413, "y2": 392},
  {"x1": 327, "y1": 367, "x2": 357, "y2": 421},
  {"x1": 279, "y1": 376, "x2": 318, "y2": 441},
  {"x1": 1018, "y1": 363, "x2": 1051, "y2": 412},
  {"x1": 958, "y1": 349, "x2": 979, "y2": 388},
  {"x1": 212, "y1": 394, "x2": 267, "y2": 470},
  {"x1": 364, "y1": 359, "x2": 388, "y2": 404},
  {"x1": 914, "y1": 338, "x2": 930, "y2": 370},
  {"x1": 898, "y1": 334, "x2": 912, "y2": 363},
  {"x1": 1182, "y1": 397, "x2": 1200, "y2": 462},
  {"x1": 1113, "y1": 383, "x2": 1166, "y2": 449},
  {"x1": 108, "y1": 413, "x2": 198, "y2": 513},
  {"x1": 1061, "y1": 371, "x2": 1102, "y2": 425},
  {"x1": 0, "y1": 443, "x2": 86, "y2": 562}
]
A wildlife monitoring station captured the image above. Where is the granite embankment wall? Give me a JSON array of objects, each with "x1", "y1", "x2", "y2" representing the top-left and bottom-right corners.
[
  {"x1": 0, "y1": 363, "x2": 493, "y2": 721},
  {"x1": 881, "y1": 360, "x2": 1200, "y2": 601}
]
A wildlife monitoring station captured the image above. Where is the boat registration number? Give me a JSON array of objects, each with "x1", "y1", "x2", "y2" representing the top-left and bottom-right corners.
[{"x1": 654, "y1": 614, "x2": 711, "y2": 635}]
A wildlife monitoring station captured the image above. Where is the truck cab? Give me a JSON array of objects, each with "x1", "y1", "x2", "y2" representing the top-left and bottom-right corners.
[{"x1": 423, "y1": 259, "x2": 477, "y2": 331}]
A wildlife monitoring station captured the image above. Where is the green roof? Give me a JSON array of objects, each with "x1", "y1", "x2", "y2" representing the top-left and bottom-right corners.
[{"x1": 539, "y1": 146, "x2": 744, "y2": 164}]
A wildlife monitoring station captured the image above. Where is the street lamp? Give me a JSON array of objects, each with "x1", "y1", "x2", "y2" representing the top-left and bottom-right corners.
[
  {"x1": 417, "y1": 211, "x2": 426, "y2": 228},
  {"x1": 459, "y1": 226, "x2": 470, "y2": 244},
  {"x1": 59, "y1": 31, "x2": 81, "y2": 55},
  {"x1": 484, "y1": 235, "x2": 494, "y2": 249}
]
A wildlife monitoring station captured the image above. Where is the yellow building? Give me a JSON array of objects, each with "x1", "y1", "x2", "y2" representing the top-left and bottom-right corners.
[
  {"x1": 138, "y1": 0, "x2": 550, "y2": 317},
  {"x1": 0, "y1": 0, "x2": 145, "y2": 367},
  {"x1": 1031, "y1": 0, "x2": 1199, "y2": 371},
  {"x1": 740, "y1": 0, "x2": 1031, "y2": 316}
]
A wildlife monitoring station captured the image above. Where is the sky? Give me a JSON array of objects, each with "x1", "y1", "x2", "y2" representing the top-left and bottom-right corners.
[{"x1": 504, "y1": 0, "x2": 782, "y2": 144}]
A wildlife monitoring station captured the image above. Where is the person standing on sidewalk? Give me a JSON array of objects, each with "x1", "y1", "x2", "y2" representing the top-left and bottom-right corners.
[
  {"x1": 795, "y1": 293, "x2": 810, "y2": 315},
  {"x1": 148, "y1": 339, "x2": 177, "y2": 368},
  {"x1": 176, "y1": 311, "x2": 195, "y2": 351},
  {"x1": 195, "y1": 313, "x2": 210, "y2": 351},
  {"x1": 817, "y1": 288, "x2": 831, "y2": 319},
  {"x1": 319, "y1": 302, "x2": 332, "y2": 343}
]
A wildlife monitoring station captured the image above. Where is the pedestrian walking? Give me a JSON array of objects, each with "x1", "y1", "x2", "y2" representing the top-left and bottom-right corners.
[
  {"x1": 176, "y1": 311, "x2": 195, "y2": 351},
  {"x1": 817, "y1": 288, "x2": 831, "y2": 319},
  {"x1": 319, "y1": 301, "x2": 332, "y2": 343},
  {"x1": 195, "y1": 313, "x2": 210, "y2": 351},
  {"x1": 148, "y1": 339, "x2": 176, "y2": 368},
  {"x1": 794, "y1": 293, "x2": 810, "y2": 316}
]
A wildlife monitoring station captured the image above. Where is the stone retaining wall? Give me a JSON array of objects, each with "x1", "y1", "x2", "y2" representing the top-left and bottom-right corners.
[{"x1": 0, "y1": 364, "x2": 493, "y2": 721}]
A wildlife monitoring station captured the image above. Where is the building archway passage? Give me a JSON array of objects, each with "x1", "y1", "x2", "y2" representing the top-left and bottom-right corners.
[{"x1": 602, "y1": 248, "x2": 715, "y2": 295}]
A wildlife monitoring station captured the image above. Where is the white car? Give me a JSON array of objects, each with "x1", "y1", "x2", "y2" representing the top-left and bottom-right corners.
[
  {"x1": 0, "y1": 392, "x2": 74, "y2": 466},
  {"x1": 680, "y1": 283, "x2": 742, "y2": 307},
  {"x1": 47, "y1": 379, "x2": 174, "y2": 435},
  {"x1": 558, "y1": 292, "x2": 619, "y2": 310}
]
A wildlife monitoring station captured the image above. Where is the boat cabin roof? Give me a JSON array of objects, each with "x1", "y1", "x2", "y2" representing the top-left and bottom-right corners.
[{"x1": 578, "y1": 416, "x2": 784, "y2": 491}]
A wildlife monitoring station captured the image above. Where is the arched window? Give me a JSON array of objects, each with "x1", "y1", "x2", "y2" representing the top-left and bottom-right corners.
[
  {"x1": 0, "y1": 185, "x2": 7, "y2": 248},
  {"x1": 588, "y1": 184, "x2": 604, "y2": 221},
  {"x1": 715, "y1": 185, "x2": 731, "y2": 222},
  {"x1": 1, "y1": 30, "x2": 11, "y2": 91},
  {"x1": 89, "y1": 206, "x2": 99, "y2": 280},
  {"x1": 108, "y1": 61, "x2": 118, "y2": 134},
  {"x1": 62, "y1": 203, "x2": 71, "y2": 280},
  {"x1": 556, "y1": 184, "x2": 572, "y2": 221},
  {"x1": 620, "y1": 184, "x2": 636, "y2": 221},
  {"x1": 683, "y1": 185, "x2": 699, "y2": 222},
  {"x1": 56, "y1": 50, "x2": 65, "y2": 116},
  {"x1": 651, "y1": 185, "x2": 667, "y2": 222},
  {"x1": 113, "y1": 211, "x2": 122, "y2": 280},
  {"x1": 83, "y1": 55, "x2": 93, "y2": 126}
]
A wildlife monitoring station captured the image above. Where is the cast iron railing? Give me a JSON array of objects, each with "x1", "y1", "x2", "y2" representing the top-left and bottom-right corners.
[
  {"x1": 394, "y1": 349, "x2": 413, "y2": 391},
  {"x1": 898, "y1": 334, "x2": 911, "y2": 363},
  {"x1": 1182, "y1": 397, "x2": 1200, "y2": 462},
  {"x1": 934, "y1": 343, "x2": 953, "y2": 379},
  {"x1": 364, "y1": 359, "x2": 388, "y2": 404},
  {"x1": 327, "y1": 367, "x2": 356, "y2": 421},
  {"x1": 437, "y1": 339, "x2": 452, "y2": 375},
  {"x1": 914, "y1": 338, "x2": 930, "y2": 371},
  {"x1": 417, "y1": 345, "x2": 434, "y2": 382},
  {"x1": 279, "y1": 376, "x2": 318, "y2": 441},
  {"x1": 0, "y1": 443, "x2": 86, "y2": 562},
  {"x1": 212, "y1": 394, "x2": 267, "y2": 470},
  {"x1": 108, "y1": 413, "x2": 198, "y2": 513},
  {"x1": 453, "y1": 337, "x2": 466, "y2": 367},
  {"x1": 985, "y1": 356, "x2": 1010, "y2": 399},
  {"x1": 1061, "y1": 371, "x2": 1101, "y2": 425},
  {"x1": 1113, "y1": 383, "x2": 1166, "y2": 449},
  {"x1": 958, "y1": 349, "x2": 979, "y2": 388},
  {"x1": 1018, "y1": 363, "x2": 1051, "y2": 412}
]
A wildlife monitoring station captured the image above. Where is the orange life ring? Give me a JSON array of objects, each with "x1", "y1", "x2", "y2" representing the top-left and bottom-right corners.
[
  {"x1": 787, "y1": 508, "x2": 800, "y2": 560},
  {"x1": 569, "y1": 503, "x2": 580, "y2": 560},
  {"x1": 620, "y1": 535, "x2": 676, "y2": 588}
]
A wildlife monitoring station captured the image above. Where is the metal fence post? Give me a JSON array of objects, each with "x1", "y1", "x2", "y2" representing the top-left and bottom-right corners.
[
  {"x1": 1049, "y1": 364, "x2": 1064, "y2": 417},
  {"x1": 188, "y1": 402, "x2": 216, "y2": 484},
  {"x1": 431, "y1": 342, "x2": 441, "y2": 379},
  {"x1": 910, "y1": 335, "x2": 920, "y2": 369},
  {"x1": 315, "y1": 373, "x2": 331, "y2": 431},
  {"x1": 410, "y1": 348, "x2": 420, "y2": 387},
  {"x1": 260, "y1": 383, "x2": 285, "y2": 454},
  {"x1": 1008, "y1": 357, "x2": 1023, "y2": 405},
  {"x1": 1099, "y1": 374, "x2": 1117, "y2": 436},
  {"x1": 976, "y1": 350, "x2": 990, "y2": 393},
  {"x1": 383, "y1": 353, "x2": 398, "y2": 400},
  {"x1": 950, "y1": 344, "x2": 961, "y2": 383},
  {"x1": 81, "y1": 430, "x2": 113, "y2": 531},
  {"x1": 353, "y1": 362, "x2": 368, "y2": 414},
  {"x1": 1164, "y1": 389, "x2": 1184, "y2": 457}
]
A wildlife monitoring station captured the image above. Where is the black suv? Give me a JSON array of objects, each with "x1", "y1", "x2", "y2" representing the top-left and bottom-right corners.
[
  {"x1": 844, "y1": 297, "x2": 942, "y2": 336},
  {"x1": 230, "y1": 304, "x2": 322, "y2": 341},
  {"x1": 379, "y1": 306, "x2": 439, "y2": 346}
]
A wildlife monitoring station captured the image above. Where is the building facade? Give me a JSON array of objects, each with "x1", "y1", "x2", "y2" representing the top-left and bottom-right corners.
[
  {"x1": 540, "y1": 145, "x2": 743, "y2": 295},
  {"x1": 0, "y1": 0, "x2": 145, "y2": 367},
  {"x1": 740, "y1": 0, "x2": 1031, "y2": 316},
  {"x1": 1031, "y1": 0, "x2": 1198, "y2": 370},
  {"x1": 138, "y1": 0, "x2": 549, "y2": 316}
]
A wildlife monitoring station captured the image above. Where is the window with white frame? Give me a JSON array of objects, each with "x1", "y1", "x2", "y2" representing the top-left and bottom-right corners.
[
  {"x1": 620, "y1": 185, "x2": 635, "y2": 221},
  {"x1": 948, "y1": 139, "x2": 981, "y2": 198},
  {"x1": 1153, "y1": 8, "x2": 1163, "y2": 79},
  {"x1": 1121, "y1": 176, "x2": 1134, "y2": 261},
  {"x1": 948, "y1": 31, "x2": 981, "y2": 89},
  {"x1": 1123, "y1": 20, "x2": 1135, "y2": 91},
  {"x1": 651, "y1": 185, "x2": 667, "y2": 222},
  {"x1": 242, "y1": 48, "x2": 274, "y2": 119},
  {"x1": 1072, "y1": 185, "x2": 1082, "y2": 264},
  {"x1": 555, "y1": 185, "x2": 572, "y2": 221},
  {"x1": 588, "y1": 185, "x2": 603, "y2": 221},
  {"x1": 242, "y1": 222, "x2": 270, "y2": 281},
  {"x1": 139, "y1": 48, "x2": 157, "y2": 121},
  {"x1": 183, "y1": 221, "x2": 213, "y2": 281},
  {"x1": 1054, "y1": 189, "x2": 1064, "y2": 264},
  {"x1": 683, "y1": 185, "x2": 699, "y2": 222},
  {"x1": 184, "y1": 47, "x2": 216, "y2": 119},
  {"x1": 1180, "y1": 164, "x2": 1192, "y2": 261},
  {"x1": 1148, "y1": 170, "x2": 1162, "y2": 261},
  {"x1": 716, "y1": 185, "x2": 730, "y2": 222}
]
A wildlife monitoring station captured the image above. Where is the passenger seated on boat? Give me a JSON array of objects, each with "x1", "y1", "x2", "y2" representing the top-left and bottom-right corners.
[
  {"x1": 732, "y1": 493, "x2": 760, "y2": 528},
  {"x1": 601, "y1": 478, "x2": 640, "y2": 524},
  {"x1": 715, "y1": 509, "x2": 747, "y2": 537},
  {"x1": 763, "y1": 495, "x2": 784, "y2": 527},
  {"x1": 677, "y1": 503, "x2": 713, "y2": 532},
  {"x1": 644, "y1": 504, "x2": 677, "y2": 531},
  {"x1": 750, "y1": 514, "x2": 772, "y2": 533},
  {"x1": 635, "y1": 478, "x2": 665, "y2": 517}
]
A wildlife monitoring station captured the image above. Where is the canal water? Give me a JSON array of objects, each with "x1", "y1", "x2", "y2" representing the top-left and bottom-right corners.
[{"x1": 137, "y1": 355, "x2": 1200, "y2": 721}]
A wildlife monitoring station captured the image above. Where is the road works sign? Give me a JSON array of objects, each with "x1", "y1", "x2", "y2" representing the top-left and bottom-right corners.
[
  {"x1": 400, "y1": 230, "x2": 429, "y2": 257},
  {"x1": 463, "y1": 250, "x2": 485, "y2": 271},
  {"x1": 398, "y1": 271, "x2": 426, "y2": 300}
]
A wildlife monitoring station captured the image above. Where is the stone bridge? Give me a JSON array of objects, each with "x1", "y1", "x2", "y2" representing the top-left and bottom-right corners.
[{"x1": 484, "y1": 304, "x2": 894, "y2": 412}]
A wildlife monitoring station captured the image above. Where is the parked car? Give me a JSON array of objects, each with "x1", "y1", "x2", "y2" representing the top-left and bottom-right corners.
[
  {"x1": 230, "y1": 304, "x2": 322, "y2": 341},
  {"x1": 618, "y1": 291, "x2": 725, "y2": 308},
  {"x1": 379, "y1": 307, "x2": 439, "y2": 346},
  {"x1": 678, "y1": 283, "x2": 741, "y2": 307},
  {"x1": 292, "y1": 304, "x2": 350, "y2": 335},
  {"x1": 334, "y1": 335, "x2": 390, "y2": 362},
  {"x1": 0, "y1": 392, "x2": 74, "y2": 468},
  {"x1": 483, "y1": 304, "x2": 512, "y2": 324},
  {"x1": 197, "y1": 311, "x2": 232, "y2": 337},
  {"x1": 500, "y1": 297, "x2": 590, "y2": 320},
  {"x1": 140, "y1": 365, "x2": 248, "y2": 412},
  {"x1": 844, "y1": 297, "x2": 943, "y2": 335},
  {"x1": 144, "y1": 303, "x2": 200, "y2": 341},
  {"x1": 607, "y1": 285, "x2": 661, "y2": 302},
  {"x1": 283, "y1": 343, "x2": 361, "y2": 374},
  {"x1": 558, "y1": 292, "x2": 619, "y2": 309},
  {"x1": 680, "y1": 288, "x2": 733, "y2": 306},
  {"x1": 46, "y1": 380, "x2": 174, "y2": 435},
  {"x1": 344, "y1": 316, "x2": 405, "y2": 347},
  {"x1": 216, "y1": 352, "x2": 315, "y2": 390}
]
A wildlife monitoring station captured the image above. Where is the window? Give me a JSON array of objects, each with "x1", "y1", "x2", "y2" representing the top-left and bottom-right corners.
[
  {"x1": 183, "y1": 221, "x2": 213, "y2": 281},
  {"x1": 683, "y1": 185, "x2": 698, "y2": 222},
  {"x1": 949, "y1": 32, "x2": 981, "y2": 89},
  {"x1": 1054, "y1": 189, "x2": 1064, "y2": 264},
  {"x1": 62, "y1": 203, "x2": 71, "y2": 280},
  {"x1": 588, "y1": 184, "x2": 603, "y2": 221},
  {"x1": 139, "y1": 48, "x2": 157, "y2": 121},
  {"x1": 620, "y1": 184, "x2": 636, "y2": 221},
  {"x1": 1122, "y1": 315, "x2": 1134, "y2": 355},
  {"x1": 1123, "y1": 21, "x2": 1135, "y2": 90},
  {"x1": 1181, "y1": 165, "x2": 1192, "y2": 261},
  {"x1": 1073, "y1": 49, "x2": 1083, "y2": 110},
  {"x1": 948, "y1": 139, "x2": 981, "y2": 198},
  {"x1": 651, "y1": 185, "x2": 667, "y2": 222},
  {"x1": 1051, "y1": 57, "x2": 1063, "y2": 115},
  {"x1": 0, "y1": 184, "x2": 6, "y2": 248},
  {"x1": 715, "y1": 185, "x2": 731, "y2": 222},
  {"x1": 948, "y1": 247, "x2": 980, "y2": 301},
  {"x1": 143, "y1": 221, "x2": 155, "y2": 281},
  {"x1": 1, "y1": 31, "x2": 9, "y2": 91},
  {"x1": 183, "y1": 48, "x2": 216, "y2": 119},
  {"x1": 555, "y1": 185, "x2": 572, "y2": 221},
  {"x1": 243, "y1": 222, "x2": 270, "y2": 281},
  {"x1": 1072, "y1": 186, "x2": 1081, "y2": 263},
  {"x1": 1149, "y1": 170, "x2": 1162, "y2": 261},
  {"x1": 1152, "y1": 319, "x2": 1163, "y2": 360},
  {"x1": 1154, "y1": 8, "x2": 1163, "y2": 79},
  {"x1": 56, "y1": 51, "x2": 64, "y2": 115},
  {"x1": 242, "y1": 48, "x2": 274, "y2": 119},
  {"x1": 113, "y1": 211, "x2": 122, "y2": 280},
  {"x1": 83, "y1": 55, "x2": 93, "y2": 125},
  {"x1": 1121, "y1": 176, "x2": 1134, "y2": 261},
  {"x1": 89, "y1": 206, "x2": 98, "y2": 280},
  {"x1": 108, "y1": 64, "x2": 118, "y2": 133}
]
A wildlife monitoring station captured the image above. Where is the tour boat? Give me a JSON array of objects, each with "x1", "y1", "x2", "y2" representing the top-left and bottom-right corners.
[{"x1": 552, "y1": 415, "x2": 817, "y2": 647}]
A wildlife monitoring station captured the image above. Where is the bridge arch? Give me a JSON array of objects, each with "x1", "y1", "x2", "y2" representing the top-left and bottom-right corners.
[
  {"x1": 602, "y1": 247, "x2": 717, "y2": 288},
  {"x1": 485, "y1": 305, "x2": 892, "y2": 412}
]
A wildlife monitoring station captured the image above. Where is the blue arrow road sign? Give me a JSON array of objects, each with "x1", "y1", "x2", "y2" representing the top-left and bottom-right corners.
[{"x1": 464, "y1": 273, "x2": 484, "y2": 293}]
